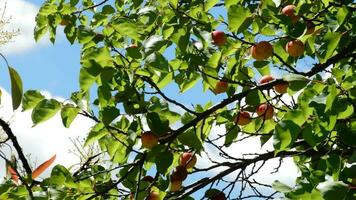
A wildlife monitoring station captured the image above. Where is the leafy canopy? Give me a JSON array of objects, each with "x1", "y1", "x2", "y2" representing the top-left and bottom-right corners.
[{"x1": 0, "y1": 0, "x2": 355, "y2": 199}]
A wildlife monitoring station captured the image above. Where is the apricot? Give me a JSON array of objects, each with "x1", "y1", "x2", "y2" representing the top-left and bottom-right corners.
[
  {"x1": 259, "y1": 75, "x2": 274, "y2": 84},
  {"x1": 235, "y1": 111, "x2": 251, "y2": 126},
  {"x1": 214, "y1": 81, "x2": 228, "y2": 94},
  {"x1": 250, "y1": 41, "x2": 273, "y2": 61},
  {"x1": 305, "y1": 21, "x2": 315, "y2": 35},
  {"x1": 179, "y1": 152, "x2": 197, "y2": 169},
  {"x1": 170, "y1": 180, "x2": 182, "y2": 192},
  {"x1": 282, "y1": 5, "x2": 296, "y2": 17},
  {"x1": 286, "y1": 39, "x2": 304, "y2": 57},
  {"x1": 147, "y1": 191, "x2": 160, "y2": 200},
  {"x1": 141, "y1": 131, "x2": 158, "y2": 149},
  {"x1": 256, "y1": 104, "x2": 274, "y2": 120},
  {"x1": 212, "y1": 31, "x2": 227, "y2": 46},
  {"x1": 274, "y1": 82, "x2": 288, "y2": 94},
  {"x1": 171, "y1": 166, "x2": 188, "y2": 181}
]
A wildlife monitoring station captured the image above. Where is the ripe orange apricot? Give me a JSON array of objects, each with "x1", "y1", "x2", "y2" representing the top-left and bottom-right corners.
[
  {"x1": 286, "y1": 39, "x2": 304, "y2": 57},
  {"x1": 129, "y1": 44, "x2": 138, "y2": 48},
  {"x1": 212, "y1": 31, "x2": 227, "y2": 46},
  {"x1": 235, "y1": 111, "x2": 251, "y2": 126},
  {"x1": 141, "y1": 131, "x2": 159, "y2": 149},
  {"x1": 256, "y1": 104, "x2": 274, "y2": 120},
  {"x1": 214, "y1": 81, "x2": 228, "y2": 94},
  {"x1": 147, "y1": 191, "x2": 160, "y2": 200},
  {"x1": 282, "y1": 5, "x2": 296, "y2": 17},
  {"x1": 250, "y1": 41, "x2": 273, "y2": 61},
  {"x1": 274, "y1": 82, "x2": 288, "y2": 94},
  {"x1": 179, "y1": 152, "x2": 197, "y2": 169},
  {"x1": 259, "y1": 75, "x2": 274, "y2": 84}
]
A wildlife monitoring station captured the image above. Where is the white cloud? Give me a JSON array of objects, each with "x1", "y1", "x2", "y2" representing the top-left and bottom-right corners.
[
  {"x1": 0, "y1": 0, "x2": 50, "y2": 55},
  {"x1": 0, "y1": 88, "x2": 94, "y2": 179}
]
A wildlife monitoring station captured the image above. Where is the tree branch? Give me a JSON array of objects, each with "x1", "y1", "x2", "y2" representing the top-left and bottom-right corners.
[{"x1": 0, "y1": 118, "x2": 32, "y2": 175}]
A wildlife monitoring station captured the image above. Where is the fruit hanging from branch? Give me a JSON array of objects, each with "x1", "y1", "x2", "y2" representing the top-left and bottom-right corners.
[
  {"x1": 235, "y1": 111, "x2": 251, "y2": 126},
  {"x1": 286, "y1": 39, "x2": 305, "y2": 57},
  {"x1": 141, "y1": 131, "x2": 159, "y2": 149},
  {"x1": 179, "y1": 152, "x2": 197, "y2": 169},
  {"x1": 211, "y1": 31, "x2": 227, "y2": 46},
  {"x1": 250, "y1": 41, "x2": 273, "y2": 61},
  {"x1": 256, "y1": 104, "x2": 274, "y2": 120},
  {"x1": 214, "y1": 81, "x2": 228, "y2": 94}
]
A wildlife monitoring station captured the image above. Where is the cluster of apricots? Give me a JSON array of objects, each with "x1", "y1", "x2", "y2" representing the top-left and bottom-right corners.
[
  {"x1": 169, "y1": 152, "x2": 197, "y2": 192},
  {"x1": 140, "y1": 132, "x2": 198, "y2": 198},
  {"x1": 235, "y1": 74, "x2": 286, "y2": 126},
  {"x1": 211, "y1": 4, "x2": 311, "y2": 67}
]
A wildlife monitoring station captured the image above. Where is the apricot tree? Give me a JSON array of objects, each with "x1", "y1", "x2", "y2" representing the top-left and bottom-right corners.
[{"x1": 0, "y1": 0, "x2": 355, "y2": 199}]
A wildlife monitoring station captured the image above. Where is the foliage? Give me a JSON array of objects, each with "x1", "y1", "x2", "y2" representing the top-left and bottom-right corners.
[{"x1": 0, "y1": 0, "x2": 356, "y2": 199}]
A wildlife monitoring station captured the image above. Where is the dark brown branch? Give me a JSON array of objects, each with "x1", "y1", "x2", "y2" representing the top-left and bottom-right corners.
[
  {"x1": 172, "y1": 147, "x2": 352, "y2": 199},
  {"x1": 303, "y1": 42, "x2": 356, "y2": 77},
  {"x1": 0, "y1": 118, "x2": 32, "y2": 175},
  {"x1": 143, "y1": 77, "x2": 198, "y2": 115},
  {"x1": 161, "y1": 79, "x2": 286, "y2": 144},
  {"x1": 71, "y1": 0, "x2": 109, "y2": 15},
  {"x1": 272, "y1": 52, "x2": 302, "y2": 74}
]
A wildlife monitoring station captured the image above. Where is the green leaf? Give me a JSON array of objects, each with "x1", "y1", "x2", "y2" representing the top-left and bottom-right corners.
[
  {"x1": 336, "y1": 6, "x2": 348, "y2": 27},
  {"x1": 283, "y1": 74, "x2": 310, "y2": 82},
  {"x1": 272, "y1": 180, "x2": 292, "y2": 193},
  {"x1": 318, "y1": 181, "x2": 349, "y2": 200},
  {"x1": 283, "y1": 109, "x2": 309, "y2": 127},
  {"x1": 273, "y1": 121, "x2": 300, "y2": 152},
  {"x1": 155, "y1": 151, "x2": 173, "y2": 175},
  {"x1": 79, "y1": 61, "x2": 102, "y2": 92},
  {"x1": 319, "y1": 32, "x2": 341, "y2": 63},
  {"x1": 22, "y1": 90, "x2": 45, "y2": 111},
  {"x1": 77, "y1": 25, "x2": 96, "y2": 44},
  {"x1": 178, "y1": 128, "x2": 203, "y2": 151},
  {"x1": 84, "y1": 123, "x2": 107, "y2": 146},
  {"x1": 225, "y1": 0, "x2": 240, "y2": 8},
  {"x1": 32, "y1": 99, "x2": 61, "y2": 125},
  {"x1": 179, "y1": 73, "x2": 200, "y2": 93},
  {"x1": 224, "y1": 124, "x2": 239, "y2": 147},
  {"x1": 8, "y1": 67, "x2": 23, "y2": 110},
  {"x1": 126, "y1": 46, "x2": 142, "y2": 59},
  {"x1": 143, "y1": 35, "x2": 168, "y2": 56},
  {"x1": 228, "y1": 5, "x2": 250, "y2": 33},
  {"x1": 171, "y1": 27, "x2": 190, "y2": 53},
  {"x1": 204, "y1": 0, "x2": 219, "y2": 11},
  {"x1": 145, "y1": 52, "x2": 169, "y2": 73},
  {"x1": 283, "y1": 74, "x2": 310, "y2": 92},
  {"x1": 246, "y1": 90, "x2": 265, "y2": 106},
  {"x1": 325, "y1": 84, "x2": 337, "y2": 111},
  {"x1": 112, "y1": 18, "x2": 140, "y2": 41},
  {"x1": 146, "y1": 112, "x2": 169, "y2": 136},
  {"x1": 101, "y1": 106, "x2": 120, "y2": 125},
  {"x1": 60, "y1": 104, "x2": 80, "y2": 128},
  {"x1": 253, "y1": 61, "x2": 270, "y2": 76},
  {"x1": 207, "y1": 52, "x2": 222, "y2": 68}
]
